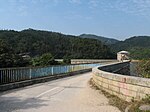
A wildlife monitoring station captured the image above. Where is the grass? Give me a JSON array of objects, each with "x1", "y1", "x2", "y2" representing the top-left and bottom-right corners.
[{"x1": 128, "y1": 95, "x2": 150, "y2": 112}]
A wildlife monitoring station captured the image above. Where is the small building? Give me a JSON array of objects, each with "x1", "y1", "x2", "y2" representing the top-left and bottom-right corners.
[
  {"x1": 117, "y1": 51, "x2": 130, "y2": 62},
  {"x1": 22, "y1": 54, "x2": 31, "y2": 59},
  {"x1": 19, "y1": 52, "x2": 31, "y2": 60}
]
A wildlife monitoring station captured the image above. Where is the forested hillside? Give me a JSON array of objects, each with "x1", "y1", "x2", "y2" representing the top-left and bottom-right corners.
[
  {"x1": 0, "y1": 29, "x2": 115, "y2": 59},
  {"x1": 1, "y1": 28, "x2": 149, "y2": 68},
  {"x1": 80, "y1": 34, "x2": 150, "y2": 59},
  {"x1": 80, "y1": 34, "x2": 119, "y2": 45},
  {"x1": 111, "y1": 36, "x2": 150, "y2": 59}
]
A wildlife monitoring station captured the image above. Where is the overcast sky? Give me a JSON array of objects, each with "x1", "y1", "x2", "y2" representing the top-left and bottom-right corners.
[{"x1": 0, "y1": 0, "x2": 150, "y2": 40}]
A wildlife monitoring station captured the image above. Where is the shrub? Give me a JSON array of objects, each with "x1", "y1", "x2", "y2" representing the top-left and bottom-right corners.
[
  {"x1": 136, "y1": 59, "x2": 150, "y2": 78},
  {"x1": 31, "y1": 53, "x2": 57, "y2": 66},
  {"x1": 63, "y1": 56, "x2": 71, "y2": 64}
]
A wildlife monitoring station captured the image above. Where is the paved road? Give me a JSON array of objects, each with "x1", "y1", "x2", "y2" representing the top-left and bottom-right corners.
[{"x1": 0, "y1": 72, "x2": 120, "y2": 112}]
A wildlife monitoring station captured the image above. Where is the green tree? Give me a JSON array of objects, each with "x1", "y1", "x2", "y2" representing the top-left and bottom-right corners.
[
  {"x1": 0, "y1": 39, "x2": 27, "y2": 68},
  {"x1": 0, "y1": 40, "x2": 13, "y2": 67},
  {"x1": 63, "y1": 56, "x2": 71, "y2": 64},
  {"x1": 31, "y1": 53, "x2": 57, "y2": 66},
  {"x1": 137, "y1": 59, "x2": 150, "y2": 78},
  {"x1": 31, "y1": 56, "x2": 41, "y2": 67},
  {"x1": 40, "y1": 53, "x2": 55, "y2": 66}
]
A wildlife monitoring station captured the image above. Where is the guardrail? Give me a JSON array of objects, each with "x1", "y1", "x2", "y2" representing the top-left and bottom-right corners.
[{"x1": 0, "y1": 63, "x2": 100, "y2": 85}]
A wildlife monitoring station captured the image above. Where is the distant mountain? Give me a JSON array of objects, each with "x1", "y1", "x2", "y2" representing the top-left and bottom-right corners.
[
  {"x1": 111, "y1": 36, "x2": 150, "y2": 59},
  {"x1": 79, "y1": 34, "x2": 119, "y2": 45},
  {"x1": 111, "y1": 36, "x2": 150, "y2": 52}
]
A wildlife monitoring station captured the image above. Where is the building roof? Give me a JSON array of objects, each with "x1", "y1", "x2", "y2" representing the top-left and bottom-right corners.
[{"x1": 117, "y1": 51, "x2": 129, "y2": 54}]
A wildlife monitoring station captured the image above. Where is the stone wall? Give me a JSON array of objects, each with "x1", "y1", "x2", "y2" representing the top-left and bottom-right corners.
[
  {"x1": 55, "y1": 59, "x2": 117, "y2": 64},
  {"x1": 92, "y1": 61, "x2": 150, "y2": 102}
]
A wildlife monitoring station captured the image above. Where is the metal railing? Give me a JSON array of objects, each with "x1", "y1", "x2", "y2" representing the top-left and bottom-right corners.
[{"x1": 0, "y1": 63, "x2": 100, "y2": 85}]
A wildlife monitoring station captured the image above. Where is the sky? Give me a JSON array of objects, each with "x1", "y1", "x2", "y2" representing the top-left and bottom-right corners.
[{"x1": 0, "y1": 0, "x2": 150, "y2": 40}]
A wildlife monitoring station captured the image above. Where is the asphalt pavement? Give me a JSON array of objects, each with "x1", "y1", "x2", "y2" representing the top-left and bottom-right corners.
[{"x1": 0, "y1": 72, "x2": 120, "y2": 112}]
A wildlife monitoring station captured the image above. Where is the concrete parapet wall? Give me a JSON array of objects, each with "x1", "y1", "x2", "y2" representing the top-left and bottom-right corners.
[
  {"x1": 71, "y1": 59, "x2": 117, "y2": 64},
  {"x1": 55, "y1": 59, "x2": 117, "y2": 64},
  {"x1": 92, "y1": 61, "x2": 150, "y2": 102}
]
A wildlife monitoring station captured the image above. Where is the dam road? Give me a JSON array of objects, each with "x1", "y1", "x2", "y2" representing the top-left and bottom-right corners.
[{"x1": 0, "y1": 72, "x2": 120, "y2": 112}]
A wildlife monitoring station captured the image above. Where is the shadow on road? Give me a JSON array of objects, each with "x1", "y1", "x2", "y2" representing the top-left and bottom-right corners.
[{"x1": 0, "y1": 96, "x2": 47, "y2": 112}]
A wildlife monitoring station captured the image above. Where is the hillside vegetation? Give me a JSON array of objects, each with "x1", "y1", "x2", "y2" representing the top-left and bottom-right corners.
[
  {"x1": 80, "y1": 34, "x2": 119, "y2": 45},
  {"x1": 137, "y1": 59, "x2": 150, "y2": 78},
  {"x1": 0, "y1": 29, "x2": 115, "y2": 67},
  {"x1": 80, "y1": 34, "x2": 150, "y2": 59},
  {"x1": 0, "y1": 28, "x2": 150, "y2": 68},
  {"x1": 111, "y1": 36, "x2": 150, "y2": 59}
]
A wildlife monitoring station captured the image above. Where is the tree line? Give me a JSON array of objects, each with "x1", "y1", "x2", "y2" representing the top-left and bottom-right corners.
[
  {"x1": 110, "y1": 36, "x2": 150, "y2": 59},
  {"x1": 0, "y1": 29, "x2": 115, "y2": 68}
]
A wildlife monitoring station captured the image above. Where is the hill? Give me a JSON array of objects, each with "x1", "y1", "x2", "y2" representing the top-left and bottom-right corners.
[
  {"x1": 79, "y1": 34, "x2": 119, "y2": 45},
  {"x1": 0, "y1": 29, "x2": 115, "y2": 59},
  {"x1": 111, "y1": 36, "x2": 150, "y2": 59}
]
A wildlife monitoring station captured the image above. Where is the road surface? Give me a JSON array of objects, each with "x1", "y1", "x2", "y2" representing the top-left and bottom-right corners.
[{"x1": 0, "y1": 72, "x2": 120, "y2": 112}]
